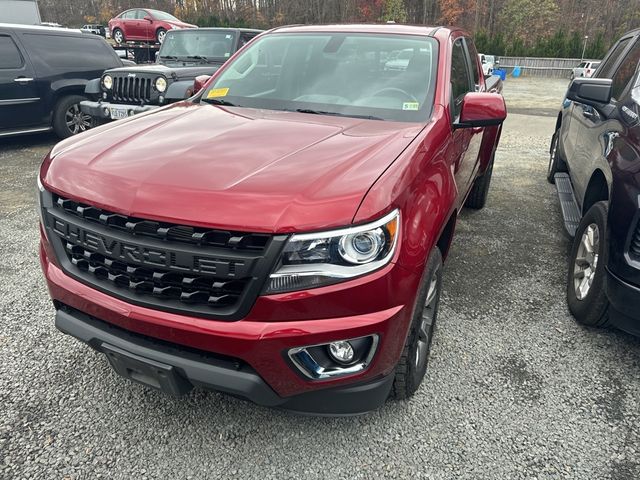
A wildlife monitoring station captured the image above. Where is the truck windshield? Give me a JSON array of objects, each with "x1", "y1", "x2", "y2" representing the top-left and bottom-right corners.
[
  {"x1": 200, "y1": 33, "x2": 438, "y2": 122},
  {"x1": 160, "y1": 30, "x2": 236, "y2": 61}
]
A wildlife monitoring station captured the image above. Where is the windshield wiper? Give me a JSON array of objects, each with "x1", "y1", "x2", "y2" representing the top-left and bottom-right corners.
[
  {"x1": 295, "y1": 109, "x2": 384, "y2": 121},
  {"x1": 159, "y1": 55, "x2": 180, "y2": 61},
  {"x1": 186, "y1": 55, "x2": 208, "y2": 61},
  {"x1": 202, "y1": 98, "x2": 237, "y2": 107}
]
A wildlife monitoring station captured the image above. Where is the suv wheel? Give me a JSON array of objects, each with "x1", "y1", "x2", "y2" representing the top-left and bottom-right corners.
[
  {"x1": 52, "y1": 95, "x2": 94, "y2": 139},
  {"x1": 547, "y1": 129, "x2": 567, "y2": 184},
  {"x1": 391, "y1": 247, "x2": 443, "y2": 400},
  {"x1": 465, "y1": 154, "x2": 495, "y2": 209},
  {"x1": 156, "y1": 28, "x2": 167, "y2": 43},
  {"x1": 113, "y1": 28, "x2": 124, "y2": 44},
  {"x1": 566, "y1": 201, "x2": 611, "y2": 327}
]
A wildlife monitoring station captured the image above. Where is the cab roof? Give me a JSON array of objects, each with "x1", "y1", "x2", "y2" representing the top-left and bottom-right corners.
[{"x1": 269, "y1": 24, "x2": 452, "y2": 37}]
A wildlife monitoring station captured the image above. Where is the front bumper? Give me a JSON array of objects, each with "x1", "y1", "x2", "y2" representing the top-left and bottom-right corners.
[
  {"x1": 41, "y1": 237, "x2": 418, "y2": 413},
  {"x1": 606, "y1": 268, "x2": 640, "y2": 336},
  {"x1": 80, "y1": 100, "x2": 159, "y2": 120}
]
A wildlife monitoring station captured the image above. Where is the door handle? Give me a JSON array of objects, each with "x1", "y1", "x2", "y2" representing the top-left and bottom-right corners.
[{"x1": 14, "y1": 77, "x2": 34, "y2": 84}]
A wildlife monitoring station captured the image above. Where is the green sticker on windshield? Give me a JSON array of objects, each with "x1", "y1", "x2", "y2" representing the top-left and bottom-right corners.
[{"x1": 402, "y1": 102, "x2": 420, "y2": 111}]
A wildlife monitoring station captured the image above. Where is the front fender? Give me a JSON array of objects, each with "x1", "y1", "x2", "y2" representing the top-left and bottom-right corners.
[
  {"x1": 165, "y1": 80, "x2": 196, "y2": 101},
  {"x1": 84, "y1": 78, "x2": 102, "y2": 95}
]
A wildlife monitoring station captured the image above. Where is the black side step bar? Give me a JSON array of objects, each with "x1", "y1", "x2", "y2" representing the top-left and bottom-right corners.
[{"x1": 554, "y1": 173, "x2": 581, "y2": 237}]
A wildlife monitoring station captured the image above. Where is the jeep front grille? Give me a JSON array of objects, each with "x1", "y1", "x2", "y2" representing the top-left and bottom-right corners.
[
  {"x1": 631, "y1": 219, "x2": 640, "y2": 258},
  {"x1": 42, "y1": 192, "x2": 287, "y2": 320},
  {"x1": 112, "y1": 76, "x2": 153, "y2": 104}
]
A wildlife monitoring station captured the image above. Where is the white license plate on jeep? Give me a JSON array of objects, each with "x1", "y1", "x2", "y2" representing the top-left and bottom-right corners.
[{"x1": 109, "y1": 106, "x2": 129, "y2": 120}]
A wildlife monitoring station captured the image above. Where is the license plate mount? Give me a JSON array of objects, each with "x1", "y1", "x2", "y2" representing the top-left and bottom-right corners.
[{"x1": 109, "y1": 106, "x2": 130, "y2": 120}]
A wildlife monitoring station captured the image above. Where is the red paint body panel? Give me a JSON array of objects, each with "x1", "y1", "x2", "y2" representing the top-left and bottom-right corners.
[{"x1": 39, "y1": 25, "x2": 506, "y2": 400}]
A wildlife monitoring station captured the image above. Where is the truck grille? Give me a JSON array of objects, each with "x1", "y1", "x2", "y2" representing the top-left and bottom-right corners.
[
  {"x1": 112, "y1": 75, "x2": 153, "y2": 104},
  {"x1": 42, "y1": 192, "x2": 286, "y2": 320}
]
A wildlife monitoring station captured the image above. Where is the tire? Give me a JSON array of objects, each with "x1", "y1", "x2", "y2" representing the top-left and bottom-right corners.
[
  {"x1": 156, "y1": 28, "x2": 167, "y2": 44},
  {"x1": 566, "y1": 201, "x2": 611, "y2": 327},
  {"x1": 465, "y1": 154, "x2": 494, "y2": 209},
  {"x1": 547, "y1": 130, "x2": 567, "y2": 184},
  {"x1": 569, "y1": 72, "x2": 575, "y2": 80},
  {"x1": 113, "y1": 28, "x2": 124, "y2": 45},
  {"x1": 52, "y1": 95, "x2": 94, "y2": 139},
  {"x1": 391, "y1": 247, "x2": 443, "y2": 400}
]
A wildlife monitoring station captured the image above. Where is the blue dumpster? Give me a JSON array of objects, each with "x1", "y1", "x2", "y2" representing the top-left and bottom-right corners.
[{"x1": 493, "y1": 68, "x2": 506, "y2": 81}]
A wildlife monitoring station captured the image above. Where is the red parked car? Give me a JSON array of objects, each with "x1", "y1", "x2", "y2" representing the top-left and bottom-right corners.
[
  {"x1": 38, "y1": 25, "x2": 506, "y2": 414},
  {"x1": 108, "y1": 8, "x2": 196, "y2": 44}
]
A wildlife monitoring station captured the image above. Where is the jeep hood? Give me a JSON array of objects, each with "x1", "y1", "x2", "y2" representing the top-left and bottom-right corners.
[
  {"x1": 106, "y1": 63, "x2": 221, "y2": 80},
  {"x1": 44, "y1": 103, "x2": 425, "y2": 233}
]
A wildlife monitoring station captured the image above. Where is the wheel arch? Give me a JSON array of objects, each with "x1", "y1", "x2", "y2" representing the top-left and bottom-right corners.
[
  {"x1": 582, "y1": 169, "x2": 610, "y2": 216},
  {"x1": 436, "y1": 210, "x2": 458, "y2": 261}
]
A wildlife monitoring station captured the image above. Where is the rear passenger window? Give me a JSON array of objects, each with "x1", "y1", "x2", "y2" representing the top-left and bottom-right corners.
[
  {"x1": 611, "y1": 40, "x2": 640, "y2": 100},
  {"x1": 450, "y1": 38, "x2": 472, "y2": 118},
  {"x1": 20, "y1": 34, "x2": 119, "y2": 73},
  {"x1": 0, "y1": 35, "x2": 23, "y2": 69}
]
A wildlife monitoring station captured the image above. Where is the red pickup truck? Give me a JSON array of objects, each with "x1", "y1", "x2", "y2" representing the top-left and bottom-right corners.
[{"x1": 38, "y1": 24, "x2": 506, "y2": 414}]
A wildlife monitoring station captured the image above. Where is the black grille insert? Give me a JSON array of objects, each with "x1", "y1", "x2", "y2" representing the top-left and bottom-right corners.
[
  {"x1": 112, "y1": 75, "x2": 153, "y2": 104},
  {"x1": 631, "y1": 220, "x2": 640, "y2": 258},
  {"x1": 43, "y1": 192, "x2": 286, "y2": 320}
]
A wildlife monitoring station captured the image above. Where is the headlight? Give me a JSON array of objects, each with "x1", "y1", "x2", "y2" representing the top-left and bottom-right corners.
[
  {"x1": 170, "y1": 25, "x2": 180, "y2": 30},
  {"x1": 155, "y1": 77, "x2": 167, "y2": 92},
  {"x1": 102, "y1": 74, "x2": 113, "y2": 90},
  {"x1": 265, "y1": 210, "x2": 400, "y2": 294}
]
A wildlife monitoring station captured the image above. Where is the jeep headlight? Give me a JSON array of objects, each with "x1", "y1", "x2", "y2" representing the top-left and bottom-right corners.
[
  {"x1": 102, "y1": 74, "x2": 113, "y2": 90},
  {"x1": 155, "y1": 76, "x2": 167, "y2": 92},
  {"x1": 265, "y1": 210, "x2": 400, "y2": 294}
]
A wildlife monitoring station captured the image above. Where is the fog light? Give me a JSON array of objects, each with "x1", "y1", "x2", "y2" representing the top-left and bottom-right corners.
[
  {"x1": 158, "y1": 95, "x2": 164, "y2": 104},
  {"x1": 328, "y1": 341, "x2": 354, "y2": 364},
  {"x1": 102, "y1": 92, "x2": 107, "y2": 99}
]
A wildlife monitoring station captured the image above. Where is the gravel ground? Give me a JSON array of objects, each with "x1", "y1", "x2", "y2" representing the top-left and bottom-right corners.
[{"x1": 1, "y1": 79, "x2": 639, "y2": 479}]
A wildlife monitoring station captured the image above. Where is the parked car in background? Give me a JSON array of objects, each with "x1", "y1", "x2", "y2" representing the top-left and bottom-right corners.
[
  {"x1": 80, "y1": 28, "x2": 261, "y2": 122},
  {"x1": 108, "y1": 8, "x2": 197, "y2": 45},
  {"x1": 548, "y1": 28, "x2": 640, "y2": 337},
  {"x1": 39, "y1": 24, "x2": 506, "y2": 414},
  {"x1": 0, "y1": 23, "x2": 124, "y2": 139},
  {"x1": 570, "y1": 60, "x2": 600, "y2": 79},
  {"x1": 81, "y1": 24, "x2": 106, "y2": 37},
  {"x1": 478, "y1": 53, "x2": 497, "y2": 75}
]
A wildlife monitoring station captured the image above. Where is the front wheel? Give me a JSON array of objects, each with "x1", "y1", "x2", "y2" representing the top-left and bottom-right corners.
[
  {"x1": 156, "y1": 28, "x2": 167, "y2": 43},
  {"x1": 566, "y1": 201, "x2": 611, "y2": 327},
  {"x1": 391, "y1": 247, "x2": 443, "y2": 400},
  {"x1": 112, "y1": 28, "x2": 124, "y2": 45},
  {"x1": 52, "y1": 95, "x2": 94, "y2": 139}
]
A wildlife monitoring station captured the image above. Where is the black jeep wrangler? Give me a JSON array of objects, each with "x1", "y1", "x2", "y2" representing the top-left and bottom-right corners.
[{"x1": 80, "y1": 28, "x2": 261, "y2": 122}]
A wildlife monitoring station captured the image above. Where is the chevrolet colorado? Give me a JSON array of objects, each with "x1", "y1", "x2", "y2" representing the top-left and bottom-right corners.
[{"x1": 39, "y1": 24, "x2": 506, "y2": 414}]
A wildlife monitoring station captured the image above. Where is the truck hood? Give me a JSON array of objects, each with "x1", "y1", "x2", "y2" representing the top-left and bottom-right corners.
[
  {"x1": 106, "y1": 63, "x2": 221, "y2": 80},
  {"x1": 44, "y1": 103, "x2": 424, "y2": 233}
]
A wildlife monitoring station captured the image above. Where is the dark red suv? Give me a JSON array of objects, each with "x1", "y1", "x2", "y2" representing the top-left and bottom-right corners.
[
  {"x1": 38, "y1": 25, "x2": 506, "y2": 414},
  {"x1": 108, "y1": 8, "x2": 196, "y2": 44}
]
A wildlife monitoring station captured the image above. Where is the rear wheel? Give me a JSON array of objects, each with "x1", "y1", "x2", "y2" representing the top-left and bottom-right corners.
[
  {"x1": 113, "y1": 28, "x2": 124, "y2": 45},
  {"x1": 465, "y1": 154, "x2": 495, "y2": 209},
  {"x1": 547, "y1": 130, "x2": 567, "y2": 184},
  {"x1": 156, "y1": 28, "x2": 167, "y2": 43},
  {"x1": 566, "y1": 201, "x2": 611, "y2": 327},
  {"x1": 52, "y1": 95, "x2": 94, "y2": 139},
  {"x1": 391, "y1": 247, "x2": 443, "y2": 400}
]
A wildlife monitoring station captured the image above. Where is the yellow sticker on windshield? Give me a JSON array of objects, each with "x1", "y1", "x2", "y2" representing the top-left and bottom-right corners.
[
  {"x1": 402, "y1": 102, "x2": 420, "y2": 111},
  {"x1": 207, "y1": 88, "x2": 229, "y2": 98}
]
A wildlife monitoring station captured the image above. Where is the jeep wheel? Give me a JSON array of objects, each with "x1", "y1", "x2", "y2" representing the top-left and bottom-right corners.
[
  {"x1": 52, "y1": 95, "x2": 94, "y2": 139},
  {"x1": 156, "y1": 28, "x2": 167, "y2": 43},
  {"x1": 113, "y1": 28, "x2": 124, "y2": 45},
  {"x1": 547, "y1": 130, "x2": 567, "y2": 184},
  {"x1": 465, "y1": 154, "x2": 494, "y2": 209},
  {"x1": 566, "y1": 201, "x2": 611, "y2": 327},
  {"x1": 391, "y1": 247, "x2": 443, "y2": 400}
]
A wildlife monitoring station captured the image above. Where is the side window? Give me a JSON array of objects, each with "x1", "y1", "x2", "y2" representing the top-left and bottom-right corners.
[
  {"x1": 122, "y1": 11, "x2": 135, "y2": 20},
  {"x1": 239, "y1": 33, "x2": 255, "y2": 48},
  {"x1": 450, "y1": 38, "x2": 472, "y2": 119},
  {"x1": 0, "y1": 35, "x2": 23, "y2": 69},
  {"x1": 135, "y1": 10, "x2": 147, "y2": 20},
  {"x1": 597, "y1": 38, "x2": 631, "y2": 79},
  {"x1": 611, "y1": 40, "x2": 640, "y2": 101},
  {"x1": 465, "y1": 38, "x2": 481, "y2": 89}
]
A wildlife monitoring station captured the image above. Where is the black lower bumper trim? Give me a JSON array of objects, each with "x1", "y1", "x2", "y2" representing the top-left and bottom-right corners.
[
  {"x1": 54, "y1": 307, "x2": 392, "y2": 415},
  {"x1": 606, "y1": 268, "x2": 640, "y2": 336}
]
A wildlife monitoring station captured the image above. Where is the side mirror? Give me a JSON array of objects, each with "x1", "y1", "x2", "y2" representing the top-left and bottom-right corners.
[
  {"x1": 143, "y1": 15, "x2": 153, "y2": 22},
  {"x1": 454, "y1": 92, "x2": 507, "y2": 128},
  {"x1": 566, "y1": 77, "x2": 612, "y2": 108},
  {"x1": 193, "y1": 75, "x2": 212, "y2": 95}
]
